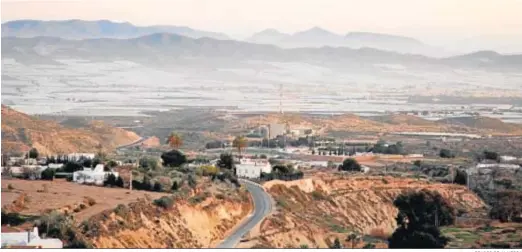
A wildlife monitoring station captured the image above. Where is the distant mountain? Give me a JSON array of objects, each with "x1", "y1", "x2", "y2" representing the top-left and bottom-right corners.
[
  {"x1": 247, "y1": 27, "x2": 449, "y2": 57},
  {"x1": 2, "y1": 33, "x2": 521, "y2": 70},
  {"x1": 246, "y1": 29, "x2": 290, "y2": 44},
  {"x1": 1, "y1": 19, "x2": 230, "y2": 40},
  {"x1": 247, "y1": 27, "x2": 345, "y2": 48}
]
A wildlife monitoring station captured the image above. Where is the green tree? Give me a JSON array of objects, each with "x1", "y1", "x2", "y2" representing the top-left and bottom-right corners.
[
  {"x1": 82, "y1": 159, "x2": 93, "y2": 168},
  {"x1": 388, "y1": 189, "x2": 455, "y2": 248},
  {"x1": 217, "y1": 153, "x2": 234, "y2": 170},
  {"x1": 330, "y1": 238, "x2": 342, "y2": 249},
  {"x1": 29, "y1": 148, "x2": 39, "y2": 159},
  {"x1": 233, "y1": 136, "x2": 248, "y2": 157},
  {"x1": 483, "y1": 151, "x2": 499, "y2": 161},
  {"x1": 160, "y1": 149, "x2": 187, "y2": 167},
  {"x1": 338, "y1": 158, "x2": 362, "y2": 172},
  {"x1": 489, "y1": 190, "x2": 522, "y2": 222}
]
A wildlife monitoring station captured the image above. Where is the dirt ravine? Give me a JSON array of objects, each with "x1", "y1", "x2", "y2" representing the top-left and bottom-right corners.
[
  {"x1": 83, "y1": 188, "x2": 253, "y2": 248},
  {"x1": 240, "y1": 174, "x2": 486, "y2": 248}
]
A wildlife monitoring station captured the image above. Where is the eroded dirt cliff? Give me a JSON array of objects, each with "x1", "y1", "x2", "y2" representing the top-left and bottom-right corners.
[
  {"x1": 80, "y1": 185, "x2": 252, "y2": 248},
  {"x1": 242, "y1": 173, "x2": 486, "y2": 248}
]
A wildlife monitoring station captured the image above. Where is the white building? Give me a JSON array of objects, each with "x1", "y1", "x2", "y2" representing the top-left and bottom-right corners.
[
  {"x1": 500, "y1": 155, "x2": 518, "y2": 162},
  {"x1": 67, "y1": 153, "x2": 96, "y2": 162},
  {"x1": 73, "y1": 164, "x2": 119, "y2": 185},
  {"x1": 236, "y1": 158, "x2": 272, "y2": 179},
  {"x1": 1, "y1": 227, "x2": 63, "y2": 248},
  {"x1": 269, "y1": 123, "x2": 286, "y2": 139}
]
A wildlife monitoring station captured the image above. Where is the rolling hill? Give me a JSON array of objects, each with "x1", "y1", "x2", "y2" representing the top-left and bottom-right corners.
[
  {"x1": 438, "y1": 116, "x2": 522, "y2": 134},
  {"x1": 1, "y1": 105, "x2": 141, "y2": 155},
  {"x1": 2, "y1": 33, "x2": 521, "y2": 70}
]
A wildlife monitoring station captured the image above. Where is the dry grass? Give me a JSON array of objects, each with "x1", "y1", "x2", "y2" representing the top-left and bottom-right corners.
[{"x1": 1, "y1": 179, "x2": 169, "y2": 222}]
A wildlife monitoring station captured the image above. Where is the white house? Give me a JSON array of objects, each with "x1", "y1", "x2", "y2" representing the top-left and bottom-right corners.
[
  {"x1": 73, "y1": 164, "x2": 119, "y2": 185},
  {"x1": 1, "y1": 227, "x2": 63, "y2": 248},
  {"x1": 236, "y1": 158, "x2": 272, "y2": 179},
  {"x1": 500, "y1": 155, "x2": 517, "y2": 162}
]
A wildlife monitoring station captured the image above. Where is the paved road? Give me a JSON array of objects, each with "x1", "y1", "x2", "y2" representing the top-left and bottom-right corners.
[
  {"x1": 115, "y1": 137, "x2": 148, "y2": 150},
  {"x1": 216, "y1": 179, "x2": 273, "y2": 248}
]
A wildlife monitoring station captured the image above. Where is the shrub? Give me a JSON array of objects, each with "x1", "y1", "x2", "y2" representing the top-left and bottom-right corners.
[
  {"x1": 189, "y1": 193, "x2": 209, "y2": 205},
  {"x1": 188, "y1": 174, "x2": 197, "y2": 189},
  {"x1": 115, "y1": 177, "x2": 124, "y2": 188},
  {"x1": 439, "y1": 149, "x2": 455, "y2": 158},
  {"x1": 79, "y1": 203, "x2": 87, "y2": 210},
  {"x1": 153, "y1": 181, "x2": 163, "y2": 192},
  {"x1": 153, "y1": 196, "x2": 174, "y2": 209},
  {"x1": 453, "y1": 169, "x2": 467, "y2": 185},
  {"x1": 114, "y1": 204, "x2": 129, "y2": 217},
  {"x1": 198, "y1": 165, "x2": 219, "y2": 176},
  {"x1": 85, "y1": 197, "x2": 96, "y2": 206},
  {"x1": 7, "y1": 183, "x2": 14, "y2": 190},
  {"x1": 104, "y1": 173, "x2": 117, "y2": 187},
  {"x1": 1, "y1": 210, "x2": 25, "y2": 226},
  {"x1": 171, "y1": 181, "x2": 179, "y2": 192},
  {"x1": 483, "y1": 151, "x2": 499, "y2": 161},
  {"x1": 311, "y1": 190, "x2": 328, "y2": 201},
  {"x1": 41, "y1": 168, "x2": 56, "y2": 181},
  {"x1": 363, "y1": 243, "x2": 376, "y2": 249}
]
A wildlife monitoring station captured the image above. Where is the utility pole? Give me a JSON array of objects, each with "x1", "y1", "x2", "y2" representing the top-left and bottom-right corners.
[{"x1": 279, "y1": 83, "x2": 283, "y2": 114}]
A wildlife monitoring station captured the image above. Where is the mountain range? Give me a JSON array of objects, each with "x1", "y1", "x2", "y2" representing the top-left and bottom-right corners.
[
  {"x1": 0, "y1": 19, "x2": 449, "y2": 57},
  {"x1": 1, "y1": 19, "x2": 230, "y2": 40},
  {"x1": 2, "y1": 33, "x2": 521, "y2": 70},
  {"x1": 245, "y1": 27, "x2": 452, "y2": 57}
]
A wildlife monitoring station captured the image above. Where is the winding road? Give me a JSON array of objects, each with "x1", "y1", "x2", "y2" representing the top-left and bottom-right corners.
[{"x1": 216, "y1": 179, "x2": 273, "y2": 248}]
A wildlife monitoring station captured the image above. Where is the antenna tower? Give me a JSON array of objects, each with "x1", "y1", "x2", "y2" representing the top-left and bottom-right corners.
[{"x1": 279, "y1": 83, "x2": 283, "y2": 114}]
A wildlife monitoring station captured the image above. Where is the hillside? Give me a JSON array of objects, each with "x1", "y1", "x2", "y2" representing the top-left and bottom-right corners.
[
  {"x1": 239, "y1": 174, "x2": 486, "y2": 248},
  {"x1": 1, "y1": 105, "x2": 140, "y2": 155},
  {"x1": 438, "y1": 116, "x2": 522, "y2": 134}
]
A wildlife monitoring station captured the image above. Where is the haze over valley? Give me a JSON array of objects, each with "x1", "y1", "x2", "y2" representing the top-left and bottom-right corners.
[{"x1": 2, "y1": 20, "x2": 522, "y2": 123}]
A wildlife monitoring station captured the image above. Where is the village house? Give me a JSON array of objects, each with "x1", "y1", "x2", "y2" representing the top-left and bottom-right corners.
[
  {"x1": 73, "y1": 164, "x2": 119, "y2": 185},
  {"x1": 236, "y1": 158, "x2": 272, "y2": 179},
  {"x1": 1, "y1": 227, "x2": 63, "y2": 248}
]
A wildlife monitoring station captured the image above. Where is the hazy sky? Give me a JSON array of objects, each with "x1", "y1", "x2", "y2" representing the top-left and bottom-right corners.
[{"x1": 2, "y1": 0, "x2": 522, "y2": 44}]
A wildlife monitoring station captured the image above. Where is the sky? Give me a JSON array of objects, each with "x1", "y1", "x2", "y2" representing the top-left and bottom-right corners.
[{"x1": 2, "y1": 0, "x2": 522, "y2": 46}]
